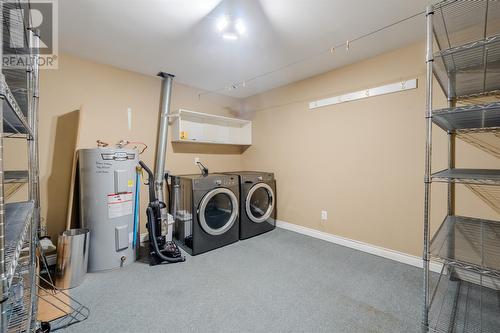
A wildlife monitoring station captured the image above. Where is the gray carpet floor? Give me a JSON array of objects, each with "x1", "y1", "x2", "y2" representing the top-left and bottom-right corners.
[{"x1": 61, "y1": 228, "x2": 426, "y2": 333}]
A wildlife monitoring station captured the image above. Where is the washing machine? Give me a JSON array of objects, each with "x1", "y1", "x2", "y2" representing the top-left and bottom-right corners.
[
  {"x1": 224, "y1": 171, "x2": 276, "y2": 239},
  {"x1": 171, "y1": 174, "x2": 239, "y2": 255}
]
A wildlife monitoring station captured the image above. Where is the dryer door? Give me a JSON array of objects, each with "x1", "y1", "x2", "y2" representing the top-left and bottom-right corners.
[
  {"x1": 246, "y1": 183, "x2": 274, "y2": 223},
  {"x1": 198, "y1": 188, "x2": 238, "y2": 236}
]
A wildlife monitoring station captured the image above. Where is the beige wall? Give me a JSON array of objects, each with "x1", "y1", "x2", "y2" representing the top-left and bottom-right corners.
[
  {"x1": 37, "y1": 53, "x2": 244, "y2": 240},
  {"x1": 31, "y1": 43, "x2": 499, "y2": 257},
  {"x1": 241, "y1": 42, "x2": 499, "y2": 257}
]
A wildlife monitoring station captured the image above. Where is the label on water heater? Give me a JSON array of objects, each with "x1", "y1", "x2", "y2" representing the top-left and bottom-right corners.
[{"x1": 107, "y1": 192, "x2": 133, "y2": 219}]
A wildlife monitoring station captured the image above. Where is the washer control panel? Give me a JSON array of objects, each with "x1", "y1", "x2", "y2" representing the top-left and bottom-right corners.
[
  {"x1": 214, "y1": 177, "x2": 237, "y2": 187},
  {"x1": 192, "y1": 174, "x2": 238, "y2": 190}
]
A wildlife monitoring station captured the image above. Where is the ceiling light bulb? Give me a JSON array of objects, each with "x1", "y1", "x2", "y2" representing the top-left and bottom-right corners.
[
  {"x1": 217, "y1": 16, "x2": 229, "y2": 32},
  {"x1": 222, "y1": 33, "x2": 238, "y2": 40},
  {"x1": 235, "y1": 19, "x2": 246, "y2": 34}
]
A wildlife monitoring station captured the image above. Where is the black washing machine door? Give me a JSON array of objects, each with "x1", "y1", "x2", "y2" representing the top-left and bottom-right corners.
[
  {"x1": 246, "y1": 183, "x2": 274, "y2": 223},
  {"x1": 198, "y1": 188, "x2": 239, "y2": 236}
]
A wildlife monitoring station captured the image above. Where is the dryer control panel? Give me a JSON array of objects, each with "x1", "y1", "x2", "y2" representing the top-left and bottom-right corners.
[{"x1": 240, "y1": 173, "x2": 274, "y2": 183}]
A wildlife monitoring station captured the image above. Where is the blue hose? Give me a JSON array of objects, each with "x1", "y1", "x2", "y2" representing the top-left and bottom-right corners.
[{"x1": 132, "y1": 170, "x2": 140, "y2": 248}]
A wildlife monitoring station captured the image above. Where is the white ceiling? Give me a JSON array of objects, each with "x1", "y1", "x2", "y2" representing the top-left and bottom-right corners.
[{"x1": 60, "y1": 0, "x2": 436, "y2": 98}]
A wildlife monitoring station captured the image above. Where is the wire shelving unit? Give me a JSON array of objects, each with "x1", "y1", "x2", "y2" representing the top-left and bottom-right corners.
[
  {"x1": 423, "y1": 1, "x2": 500, "y2": 332},
  {"x1": 0, "y1": 1, "x2": 41, "y2": 332}
]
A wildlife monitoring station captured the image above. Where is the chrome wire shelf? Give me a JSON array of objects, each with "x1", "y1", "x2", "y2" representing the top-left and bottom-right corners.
[
  {"x1": 433, "y1": 0, "x2": 500, "y2": 51},
  {"x1": 433, "y1": 34, "x2": 500, "y2": 98},
  {"x1": 431, "y1": 168, "x2": 500, "y2": 185},
  {"x1": 1, "y1": 2, "x2": 31, "y2": 57},
  {"x1": 451, "y1": 266, "x2": 500, "y2": 291},
  {"x1": 430, "y1": 216, "x2": 500, "y2": 279},
  {"x1": 6, "y1": 256, "x2": 35, "y2": 333},
  {"x1": 427, "y1": 264, "x2": 500, "y2": 333},
  {"x1": 0, "y1": 75, "x2": 33, "y2": 137},
  {"x1": 424, "y1": 1, "x2": 500, "y2": 332},
  {"x1": 4, "y1": 201, "x2": 34, "y2": 289},
  {"x1": 0, "y1": 1, "x2": 32, "y2": 136},
  {"x1": 432, "y1": 101, "x2": 500, "y2": 132},
  {"x1": 5, "y1": 171, "x2": 29, "y2": 184},
  {"x1": 4, "y1": 69, "x2": 29, "y2": 121},
  {"x1": 1, "y1": 1, "x2": 40, "y2": 332}
]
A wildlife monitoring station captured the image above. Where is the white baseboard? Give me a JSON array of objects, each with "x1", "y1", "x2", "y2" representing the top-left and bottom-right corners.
[
  {"x1": 140, "y1": 221, "x2": 442, "y2": 273},
  {"x1": 276, "y1": 220, "x2": 443, "y2": 273}
]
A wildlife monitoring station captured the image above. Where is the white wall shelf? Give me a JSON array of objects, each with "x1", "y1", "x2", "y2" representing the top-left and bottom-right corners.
[{"x1": 171, "y1": 109, "x2": 252, "y2": 146}]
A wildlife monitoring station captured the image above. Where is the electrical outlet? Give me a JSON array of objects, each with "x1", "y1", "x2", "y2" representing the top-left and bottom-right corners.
[
  {"x1": 194, "y1": 157, "x2": 200, "y2": 165},
  {"x1": 321, "y1": 210, "x2": 328, "y2": 221}
]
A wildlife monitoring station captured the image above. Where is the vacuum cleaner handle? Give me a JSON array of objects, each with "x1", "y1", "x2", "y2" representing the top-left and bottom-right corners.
[{"x1": 139, "y1": 160, "x2": 156, "y2": 203}]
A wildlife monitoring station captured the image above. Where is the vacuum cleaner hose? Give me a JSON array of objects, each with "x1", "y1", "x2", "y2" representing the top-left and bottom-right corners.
[
  {"x1": 139, "y1": 160, "x2": 156, "y2": 203},
  {"x1": 146, "y1": 206, "x2": 185, "y2": 263}
]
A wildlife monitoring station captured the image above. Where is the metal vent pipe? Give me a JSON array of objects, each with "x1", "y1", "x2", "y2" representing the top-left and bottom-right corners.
[{"x1": 154, "y1": 72, "x2": 175, "y2": 205}]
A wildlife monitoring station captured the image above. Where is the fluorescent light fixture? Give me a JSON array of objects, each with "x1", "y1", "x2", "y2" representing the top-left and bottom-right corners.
[
  {"x1": 235, "y1": 19, "x2": 246, "y2": 34},
  {"x1": 216, "y1": 16, "x2": 229, "y2": 32},
  {"x1": 222, "y1": 33, "x2": 238, "y2": 40}
]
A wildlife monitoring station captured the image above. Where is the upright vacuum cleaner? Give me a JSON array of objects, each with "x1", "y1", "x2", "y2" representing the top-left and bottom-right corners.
[
  {"x1": 140, "y1": 161, "x2": 184, "y2": 265},
  {"x1": 140, "y1": 72, "x2": 185, "y2": 265}
]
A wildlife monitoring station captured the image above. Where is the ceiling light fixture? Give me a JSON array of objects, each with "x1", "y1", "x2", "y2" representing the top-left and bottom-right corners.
[
  {"x1": 216, "y1": 15, "x2": 246, "y2": 41},
  {"x1": 216, "y1": 16, "x2": 229, "y2": 32},
  {"x1": 234, "y1": 19, "x2": 246, "y2": 35},
  {"x1": 222, "y1": 33, "x2": 238, "y2": 40}
]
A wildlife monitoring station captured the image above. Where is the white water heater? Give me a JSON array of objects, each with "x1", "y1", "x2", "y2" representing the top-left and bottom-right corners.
[{"x1": 79, "y1": 148, "x2": 138, "y2": 272}]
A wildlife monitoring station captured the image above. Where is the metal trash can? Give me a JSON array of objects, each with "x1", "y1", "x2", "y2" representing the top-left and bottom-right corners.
[{"x1": 55, "y1": 229, "x2": 90, "y2": 289}]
